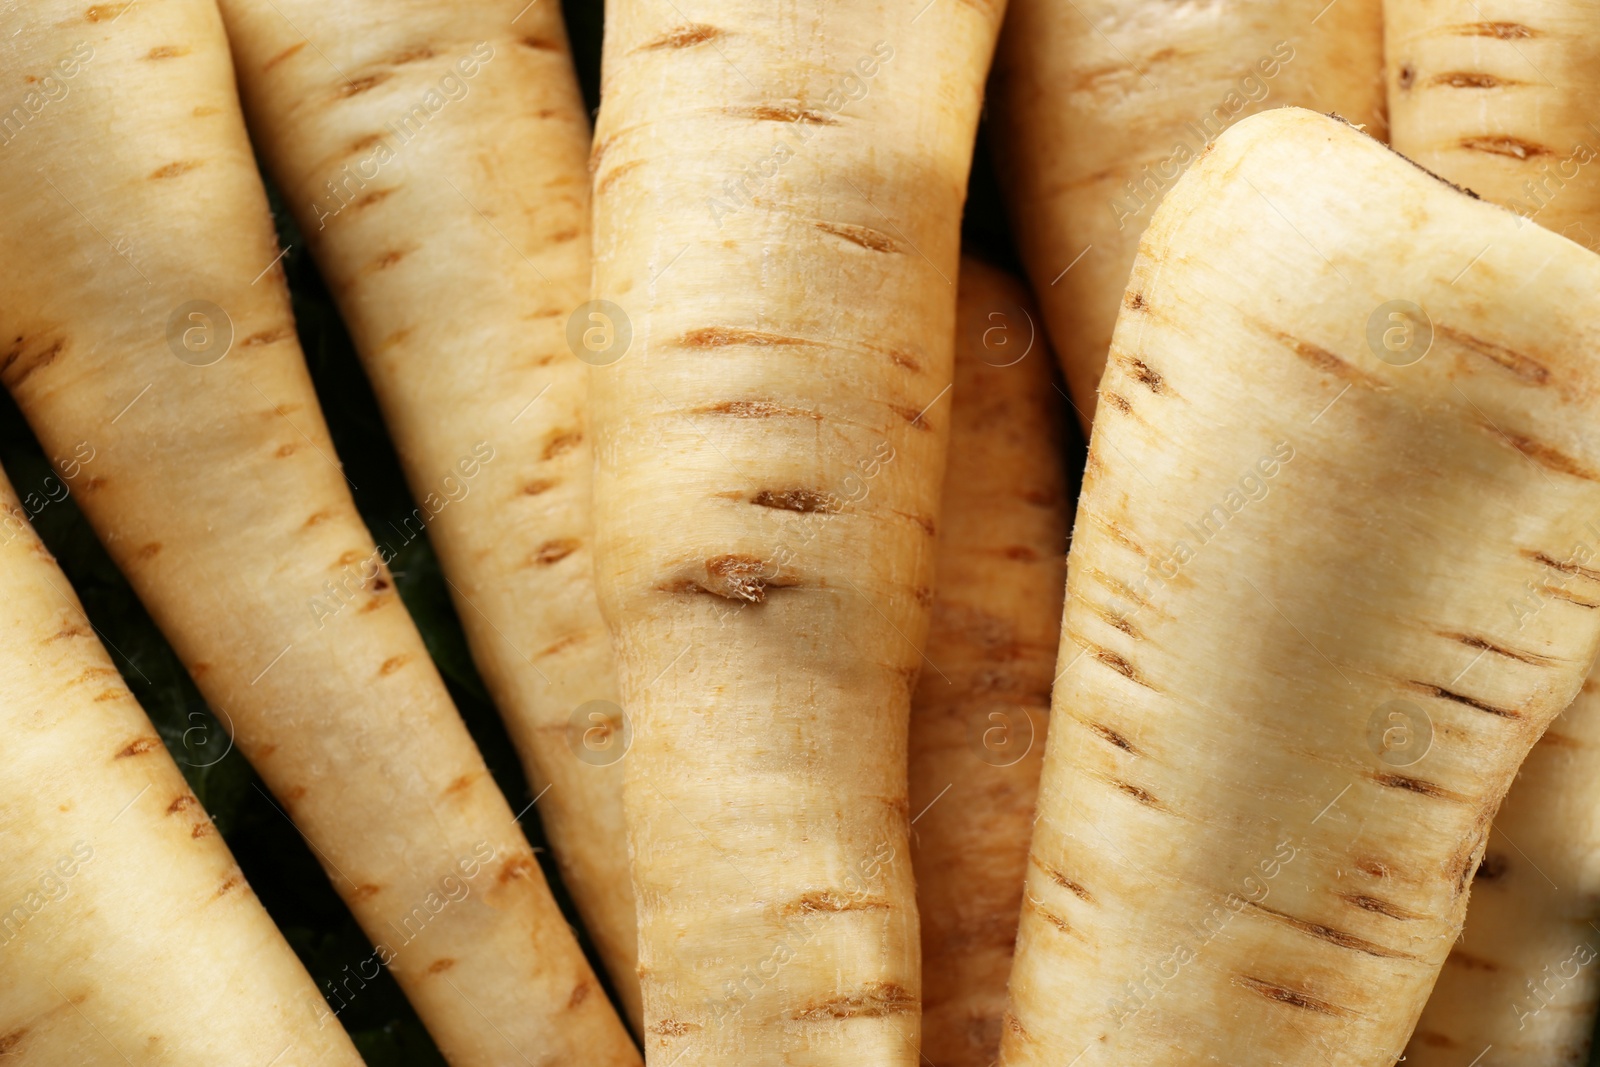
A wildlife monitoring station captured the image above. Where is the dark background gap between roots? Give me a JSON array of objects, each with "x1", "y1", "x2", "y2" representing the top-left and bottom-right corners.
[{"x1": 35, "y1": 4, "x2": 1582, "y2": 1065}]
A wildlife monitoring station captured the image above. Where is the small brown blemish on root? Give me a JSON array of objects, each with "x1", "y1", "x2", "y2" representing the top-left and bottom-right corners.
[
  {"x1": 243, "y1": 326, "x2": 292, "y2": 347},
  {"x1": 1124, "y1": 291, "x2": 1146, "y2": 311},
  {"x1": 1430, "y1": 71, "x2": 1513, "y2": 89},
  {"x1": 707, "y1": 554, "x2": 779, "y2": 602},
  {"x1": 371, "y1": 249, "x2": 408, "y2": 271},
  {"x1": 1102, "y1": 391, "x2": 1133, "y2": 415},
  {"x1": 567, "y1": 980, "x2": 590, "y2": 1008},
  {"x1": 85, "y1": 4, "x2": 130, "y2": 21},
  {"x1": 353, "y1": 188, "x2": 394, "y2": 212},
  {"x1": 533, "y1": 538, "x2": 581, "y2": 565},
  {"x1": 679, "y1": 326, "x2": 810, "y2": 348},
  {"x1": 254, "y1": 742, "x2": 276, "y2": 758},
  {"x1": 1480, "y1": 425, "x2": 1597, "y2": 481},
  {"x1": 48, "y1": 622, "x2": 90, "y2": 642},
  {"x1": 1356, "y1": 858, "x2": 1391, "y2": 879},
  {"x1": 427, "y1": 958, "x2": 456, "y2": 974},
  {"x1": 1527, "y1": 549, "x2": 1600, "y2": 582},
  {"x1": 1341, "y1": 894, "x2": 1423, "y2": 921},
  {"x1": 263, "y1": 41, "x2": 307, "y2": 70},
  {"x1": 814, "y1": 219, "x2": 899, "y2": 252},
  {"x1": 150, "y1": 160, "x2": 203, "y2": 179},
  {"x1": 1408, "y1": 681, "x2": 1521, "y2": 719},
  {"x1": 651, "y1": 1019, "x2": 699, "y2": 1036},
  {"x1": 638, "y1": 24, "x2": 720, "y2": 50},
  {"x1": 444, "y1": 773, "x2": 478, "y2": 795},
  {"x1": 1370, "y1": 772, "x2": 1464, "y2": 801},
  {"x1": 791, "y1": 982, "x2": 916, "y2": 1022},
  {"x1": 1246, "y1": 902, "x2": 1414, "y2": 959},
  {"x1": 498, "y1": 855, "x2": 538, "y2": 884},
  {"x1": 548, "y1": 227, "x2": 579, "y2": 243},
  {"x1": 339, "y1": 73, "x2": 391, "y2": 97},
  {"x1": 1281, "y1": 334, "x2": 1376, "y2": 385},
  {"x1": 146, "y1": 45, "x2": 189, "y2": 60},
  {"x1": 216, "y1": 871, "x2": 245, "y2": 897},
  {"x1": 351, "y1": 884, "x2": 382, "y2": 902},
  {"x1": 728, "y1": 102, "x2": 838, "y2": 125},
  {"x1": 92, "y1": 690, "x2": 120, "y2": 703},
  {"x1": 521, "y1": 478, "x2": 557, "y2": 496},
  {"x1": 1440, "y1": 631, "x2": 1552, "y2": 666},
  {"x1": 1457, "y1": 20, "x2": 1537, "y2": 38},
  {"x1": 694, "y1": 399, "x2": 819, "y2": 420},
  {"x1": 1547, "y1": 587, "x2": 1600, "y2": 609},
  {"x1": 192, "y1": 821, "x2": 216, "y2": 838},
  {"x1": 117, "y1": 737, "x2": 161, "y2": 759},
  {"x1": 389, "y1": 45, "x2": 437, "y2": 64},
  {"x1": 595, "y1": 158, "x2": 645, "y2": 195},
  {"x1": 1438, "y1": 324, "x2": 1550, "y2": 385},
  {"x1": 0, "y1": 1028, "x2": 25, "y2": 1053},
  {"x1": 752, "y1": 488, "x2": 831, "y2": 513},
  {"x1": 1460, "y1": 134, "x2": 1550, "y2": 159},
  {"x1": 1081, "y1": 640, "x2": 1156, "y2": 690},
  {"x1": 1031, "y1": 857, "x2": 1095, "y2": 903},
  {"x1": 543, "y1": 430, "x2": 582, "y2": 459},
  {"x1": 1127, "y1": 357, "x2": 1163, "y2": 393},
  {"x1": 1089, "y1": 722, "x2": 1138, "y2": 754},
  {"x1": 1236, "y1": 976, "x2": 1357, "y2": 1018},
  {"x1": 519, "y1": 36, "x2": 560, "y2": 51},
  {"x1": 1114, "y1": 780, "x2": 1162, "y2": 808},
  {"x1": 783, "y1": 891, "x2": 890, "y2": 915},
  {"x1": 167, "y1": 794, "x2": 197, "y2": 814},
  {"x1": 379, "y1": 655, "x2": 409, "y2": 676},
  {"x1": 4, "y1": 338, "x2": 65, "y2": 387},
  {"x1": 304, "y1": 510, "x2": 331, "y2": 527},
  {"x1": 134, "y1": 542, "x2": 162, "y2": 561},
  {"x1": 1398, "y1": 64, "x2": 1415, "y2": 90}
]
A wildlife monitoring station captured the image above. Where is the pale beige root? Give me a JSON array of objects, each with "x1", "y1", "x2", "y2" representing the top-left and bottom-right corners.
[
  {"x1": 1405, "y1": 684, "x2": 1600, "y2": 1063},
  {"x1": 0, "y1": 468, "x2": 363, "y2": 1066},
  {"x1": 1387, "y1": 1, "x2": 1600, "y2": 245},
  {"x1": 910, "y1": 258, "x2": 1067, "y2": 1067},
  {"x1": 998, "y1": 108, "x2": 1600, "y2": 1067},
  {"x1": 1386, "y1": 7, "x2": 1600, "y2": 1061},
  {"x1": 590, "y1": 3, "x2": 1003, "y2": 1063},
  {"x1": 212, "y1": 0, "x2": 641, "y2": 1028},
  {"x1": 988, "y1": 0, "x2": 1385, "y2": 429},
  {"x1": 0, "y1": 5, "x2": 635, "y2": 1066}
]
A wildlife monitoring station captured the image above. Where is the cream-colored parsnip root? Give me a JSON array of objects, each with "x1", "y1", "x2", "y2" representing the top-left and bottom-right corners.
[
  {"x1": 0, "y1": 5, "x2": 636, "y2": 1066},
  {"x1": 591, "y1": 3, "x2": 1003, "y2": 1063},
  {"x1": 910, "y1": 258, "x2": 1067, "y2": 1066},
  {"x1": 212, "y1": 0, "x2": 641, "y2": 1027},
  {"x1": 1387, "y1": 6, "x2": 1600, "y2": 1062},
  {"x1": 0, "y1": 469, "x2": 363, "y2": 1067},
  {"x1": 999, "y1": 108, "x2": 1600, "y2": 1067},
  {"x1": 988, "y1": 0, "x2": 1385, "y2": 427}
]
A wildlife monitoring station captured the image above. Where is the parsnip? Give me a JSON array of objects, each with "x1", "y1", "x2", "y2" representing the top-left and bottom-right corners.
[
  {"x1": 590, "y1": 3, "x2": 1004, "y2": 1063},
  {"x1": 211, "y1": 0, "x2": 640, "y2": 1026},
  {"x1": 0, "y1": 465, "x2": 363, "y2": 1067},
  {"x1": 999, "y1": 107, "x2": 1600, "y2": 1067},
  {"x1": 1387, "y1": 6, "x2": 1600, "y2": 1062},
  {"x1": 988, "y1": 0, "x2": 1386, "y2": 427},
  {"x1": 0, "y1": 4, "x2": 637, "y2": 1065},
  {"x1": 911, "y1": 258, "x2": 1067, "y2": 1067}
]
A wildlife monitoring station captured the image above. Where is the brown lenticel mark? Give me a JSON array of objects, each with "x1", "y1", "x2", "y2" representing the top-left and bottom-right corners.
[
  {"x1": 784, "y1": 891, "x2": 890, "y2": 915},
  {"x1": 568, "y1": 980, "x2": 590, "y2": 1008},
  {"x1": 427, "y1": 958, "x2": 456, "y2": 974},
  {"x1": 651, "y1": 1020, "x2": 698, "y2": 1037},
  {"x1": 1440, "y1": 631, "x2": 1551, "y2": 666},
  {"x1": 1460, "y1": 134, "x2": 1550, "y2": 159},
  {"x1": 379, "y1": 655, "x2": 409, "y2": 676},
  {"x1": 117, "y1": 738, "x2": 162, "y2": 759},
  {"x1": 751, "y1": 488, "x2": 831, "y2": 513},
  {"x1": 1085, "y1": 642, "x2": 1156, "y2": 690},
  {"x1": 146, "y1": 45, "x2": 189, "y2": 60},
  {"x1": 680, "y1": 326, "x2": 810, "y2": 348},
  {"x1": 1246, "y1": 902, "x2": 1414, "y2": 959},
  {"x1": 1102, "y1": 391, "x2": 1133, "y2": 414},
  {"x1": 444, "y1": 773, "x2": 477, "y2": 795},
  {"x1": 1526, "y1": 549, "x2": 1600, "y2": 582},
  {"x1": 814, "y1": 219, "x2": 899, "y2": 252},
  {"x1": 638, "y1": 24, "x2": 720, "y2": 50},
  {"x1": 1236, "y1": 976, "x2": 1357, "y2": 1018},
  {"x1": 1409, "y1": 681, "x2": 1521, "y2": 719},
  {"x1": 1341, "y1": 894, "x2": 1423, "y2": 921},
  {"x1": 167, "y1": 795, "x2": 197, "y2": 814},
  {"x1": 372, "y1": 249, "x2": 407, "y2": 270},
  {"x1": 1089, "y1": 721, "x2": 1138, "y2": 754},
  {"x1": 1481, "y1": 425, "x2": 1598, "y2": 481},
  {"x1": 243, "y1": 326, "x2": 292, "y2": 347},
  {"x1": 192, "y1": 821, "x2": 216, "y2": 838},
  {"x1": 1431, "y1": 71, "x2": 1513, "y2": 88},
  {"x1": 353, "y1": 189, "x2": 394, "y2": 211},
  {"x1": 1031, "y1": 857, "x2": 1094, "y2": 902},
  {"x1": 1437, "y1": 324, "x2": 1550, "y2": 384},
  {"x1": 350, "y1": 884, "x2": 382, "y2": 902},
  {"x1": 1370, "y1": 772, "x2": 1462, "y2": 801},
  {"x1": 521, "y1": 478, "x2": 557, "y2": 496},
  {"x1": 729, "y1": 102, "x2": 838, "y2": 125},
  {"x1": 1124, "y1": 291, "x2": 1146, "y2": 311},
  {"x1": 543, "y1": 431, "x2": 582, "y2": 459},
  {"x1": 790, "y1": 982, "x2": 916, "y2": 1022},
  {"x1": 519, "y1": 36, "x2": 560, "y2": 51},
  {"x1": 1128, "y1": 358, "x2": 1163, "y2": 393},
  {"x1": 216, "y1": 871, "x2": 245, "y2": 896},
  {"x1": 533, "y1": 538, "x2": 580, "y2": 564},
  {"x1": 85, "y1": 4, "x2": 130, "y2": 22},
  {"x1": 339, "y1": 73, "x2": 390, "y2": 97},
  {"x1": 150, "y1": 160, "x2": 203, "y2": 179},
  {"x1": 1458, "y1": 20, "x2": 1536, "y2": 38},
  {"x1": 0, "y1": 1028, "x2": 25, "y2": 1054},
  {"x1": 1114, "y1": 780, "x2": 1162, "y2": 807},
  {"x1": 263, "y1": 41, "x2": 306, "y2": 70},
  {"x1": 1398, "y1": 64, "x2": 1415, "y2": 89},
  {"x1": 498, "y1": 855, "x2": 538, "y2": 884}
]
